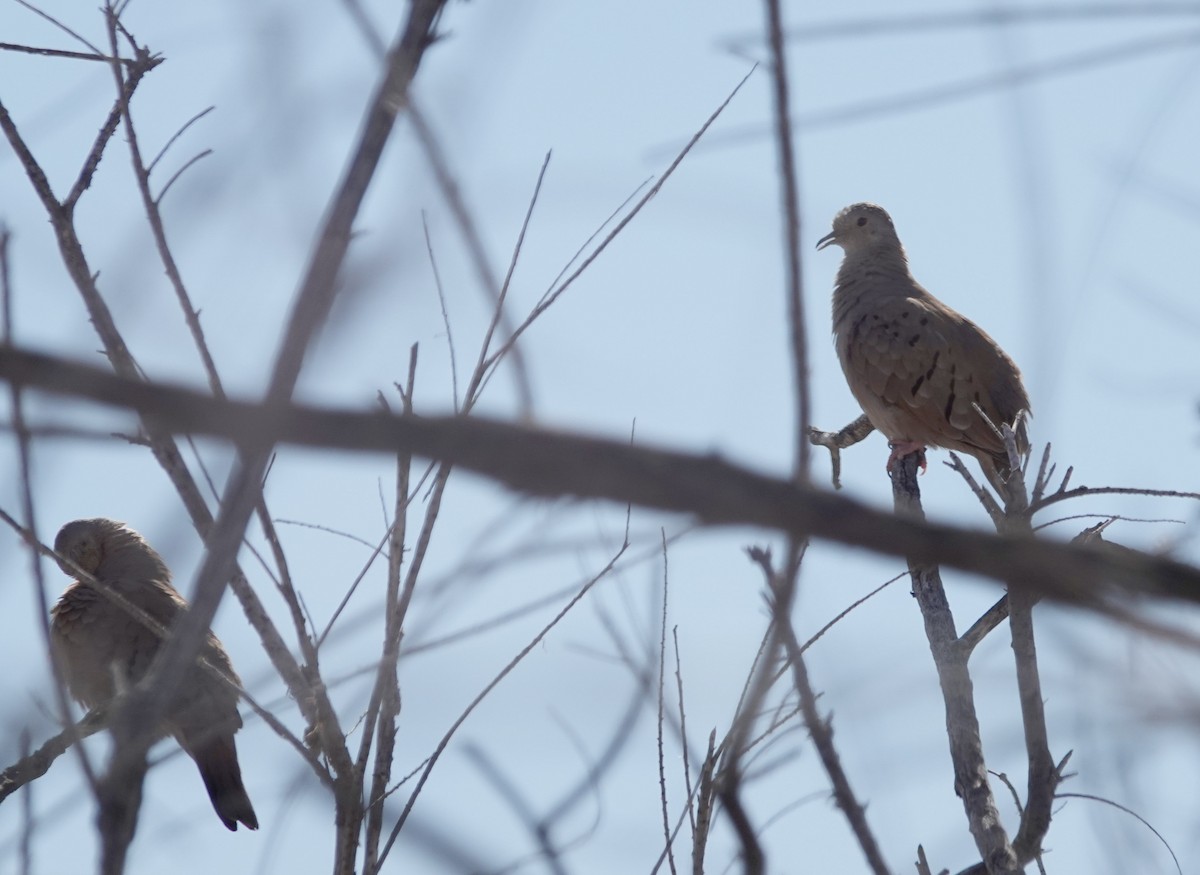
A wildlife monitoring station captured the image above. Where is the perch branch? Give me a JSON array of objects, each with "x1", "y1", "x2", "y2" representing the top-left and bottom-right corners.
[{"x1": 891, "y1": 453, "x2": 1020, "y2": 874}]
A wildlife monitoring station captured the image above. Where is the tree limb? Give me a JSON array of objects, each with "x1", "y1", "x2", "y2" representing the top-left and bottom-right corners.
[
  {"x1": 3, "y1": 345, "x2": 1200, "y2": 622},
  {"x1": 890, "y1": 453, "x2": 1020, "y2": 875}
]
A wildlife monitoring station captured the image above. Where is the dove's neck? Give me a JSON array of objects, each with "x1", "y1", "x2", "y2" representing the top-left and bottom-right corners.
[
  {"x1": 835, "y1": 244, "x2": 911, "y2": 288},
  {"x1": 831, "y1": 245, "x2": 918, "y2": 327},
  {"x1": 96, "y1": 525, "x2": 173, "y2": 585}
]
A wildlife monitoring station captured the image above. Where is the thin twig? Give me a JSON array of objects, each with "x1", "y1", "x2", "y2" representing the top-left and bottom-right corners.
[
  {"x1": 17, "y1": 728, "x2": 31, "y2": 875},
  {"x1": 481, "y1": 68, "x2": 755, "y2": 377},
  {"x1": 421, "y1": 212, "x2": 459, "y2": 411},
  {"x1": 762, "y1": 0, "x2": 810, "y2": 480},
  {"x1": 101, "y1": 16, "x2": 221, "y2": 400},
  {"x1": 707, "y1": 28, "x2": 1200, "y2": 143},
  {"x1": 361, "y1": 348, "x2": 417, "y2": 874},
  {"x1": 672, "y1": 626, "x2": 696, "y2": 845},
  {"x1": 146, "y1": 105, "x2": 213, "y2": 174},
  {"x1": 65, "y1": 49, "x2": 160, "y2": 211},
  {"x1": 0, "y1": 229, "x2": 103, "y2": 807},
  {"x1": 692, "y1": 732, "x2": 717, "y2": 875},
  {"x1": 462, "y1": 746, "x2": 568, "y2": 875},
  {"x1": 755, "y1": 571, "x2": 905, "y2": 696},
  {"x1": 408, "y1": 104, "x2": 533, "y2": 414},
  {"x1": 543, "y1": 667, "x2": 643, "y2": 828},
  {"x1": 767, "y1": 5, "x2": 1200, "y2": 44},
  {"x1": 1032, "y1": 484, "x2": 1200, "y2": 512},
  {"x1": 800, "y1": 572, "x2": 905, "y2": 653},
  {"x1": 339, "y1": 0, "x2": 387, "y2": 56},
  {"x1": 747, "y1": 548, "x2": 891, "y2": 875},
  {"x1": 377, "y1": 538, "x2": 631, "y2": 867},
  {"x1": 11, "y1": 0, "x2": 105, "y2": 55},
  {"x1": 464, "y1": 151, "x2": 552, "y2": 411},
  {"x1": 1056, "y1": 792, "x2": 1182, "y2": 875},
  {"x1": 0, "y1": 42, "x2": 121, "y2": 63},
  {"x1": 155, "y1": 148, "x2": 212, "y2": 204},
  {"x1": 656, "y1": 531, "x2": 679, "y2": 875}
]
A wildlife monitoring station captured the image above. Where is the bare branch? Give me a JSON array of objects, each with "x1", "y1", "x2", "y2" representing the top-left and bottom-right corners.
[
  {"x1": 708, "y1": 27, "x2": 1200, "y2": 143},
  {"x1": 656, "y1": 532, "x2": 679, "y2": 875},
  {"x1": 890, "y1": 453, "x2": 1020, "y2": 874},
  {"x1": 11, "y1": 0, "x2": 105, "y2": 55},
  {"x1": 747, "y1": 547, "x2": 891, "y2": 874},
  {"x1": 762, "y1": 0, "x2": 810, "y2": 479},
  {"x1": 464, "y1": 151, "x2": 552, "y2": 411},
  {"x1": 1001, "y1": 484, "x2": 1056, "y2": 865},
  {"x1": 146, "y1": 105, "x2": 213, "y2": 174},
  {"x1": 154, "y1": 148, "x2": 212, "y2": 204},
  {"x1": 376, "y1": 539, "x2": 630, "y2": 868},
  {"x1": 956, "y1": 596, "x2": 1009, "y2": 659},
  {"x1": 0, "y1": 42, "x2": 120, "y2": 63},
  {"x1": 1056, "y1": 792, "x2": 1182, "y2": 875},
  {"x1": 5, "y1": 345, "x2": 1200, "y2": 619},
  {"x1": 0, "y1": 710, "x2": 107, "y2": 804},
  {"x1": 421, "y1": 213, "x2": 459, "y2": 411},
  {"x1": 481, "y1": 67, "x2": 755, "y2": 378}
]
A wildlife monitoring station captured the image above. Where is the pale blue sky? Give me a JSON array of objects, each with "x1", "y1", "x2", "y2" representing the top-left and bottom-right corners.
[{"x1": 1, "y1": 2, "x2": 1199, "y2": 873}]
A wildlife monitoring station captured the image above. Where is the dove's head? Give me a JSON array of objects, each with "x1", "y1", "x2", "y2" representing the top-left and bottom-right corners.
[
  {"x1": 815, "y1": 203, "x2": 903, "y2": 255},
  {"x1": 53, "y1": 517, "x2": 168, "y2": 582},
  {"x1": 54, "y1": 519, "x2": 109, "y2": 577}
]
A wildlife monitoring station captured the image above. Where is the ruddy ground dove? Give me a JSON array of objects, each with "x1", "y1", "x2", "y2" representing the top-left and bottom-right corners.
[
  {"x1": 816, "y1": 203, "x2": 1031, "y2": 497},
  {"x1": 50, "y1": 518, "x2": 258, "y2": 831}
]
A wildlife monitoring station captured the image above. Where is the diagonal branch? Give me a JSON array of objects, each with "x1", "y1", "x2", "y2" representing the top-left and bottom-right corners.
[
  {"x1": 122, "y1": 5, "x2": 449, "y2": 871},
  {"x1": 747, "y1": 547, "x2": 890, "y2": 875},
  {"x1": 119, "y1": 0, "x2": 447, "y2": 758},
  {"x1": 0, "y1": 710, "x2": 107, "y2": 803},
  {"x1": 3, "y1": 7, "x2": 317, "y2": 748},
  {"x1": 4, "y1": 344, "x2": 1200, "y2": 620}
]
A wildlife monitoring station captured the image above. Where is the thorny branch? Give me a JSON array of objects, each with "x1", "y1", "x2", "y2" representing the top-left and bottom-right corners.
[{"x1": 891, "y1": 452, "x2": 1020, "y2": 874}]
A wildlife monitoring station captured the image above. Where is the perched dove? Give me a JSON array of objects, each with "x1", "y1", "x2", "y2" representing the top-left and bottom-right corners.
[
  {"x1": 816, "y1": 203, "x2": 1030, "y2": 496},
  {"x1": 50, "y1": 518, "x2": 258, "y2": 831}
]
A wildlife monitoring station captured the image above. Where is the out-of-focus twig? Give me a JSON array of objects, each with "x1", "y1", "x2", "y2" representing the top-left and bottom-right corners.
[
  {"x1": 376, "y1": 536, "x2": 631, "y2": 867},
  {"x1": 762, "y1": 0, "x2": 810, "y2": 480},
  {"x1": 480, "y1": 68, "x2": 755, "y2": 379},
  {"x1": 656, "y1": 533, "x2": 679, "y2": 875},
  {"x1": 747, "y1": 546, "x2": 891, "y2": 875}
]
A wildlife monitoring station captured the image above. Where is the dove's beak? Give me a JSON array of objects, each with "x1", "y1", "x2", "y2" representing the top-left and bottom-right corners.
[{"x1": 815, "y1": 230, "x2": 837, "y2": 250}]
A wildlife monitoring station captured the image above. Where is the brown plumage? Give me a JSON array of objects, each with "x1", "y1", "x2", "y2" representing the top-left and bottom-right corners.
[
  {"x1": 50, "y1": 518, "x2": 258, "y2": 831},
  {"x1": 816, "y1": 203, "x2": 1031, "y2": 496}
]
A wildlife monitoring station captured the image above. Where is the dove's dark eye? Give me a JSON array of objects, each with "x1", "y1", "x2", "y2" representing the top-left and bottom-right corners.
[{"x1": 856, "y1": 217, "x2": 867, "y2": 226}]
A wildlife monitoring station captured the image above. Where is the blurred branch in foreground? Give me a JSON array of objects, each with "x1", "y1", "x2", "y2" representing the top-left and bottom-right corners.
[{"x1": 2, "y1": 344, "x2": 1200, "y2": 622}]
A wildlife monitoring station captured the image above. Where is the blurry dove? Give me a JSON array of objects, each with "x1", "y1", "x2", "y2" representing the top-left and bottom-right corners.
[
  {"x1": 50, "y1": 518, "x2": 258, "y2": 831},
  {"x1": 816, "y1": 203, "x2": 1030, "y2": 497}
]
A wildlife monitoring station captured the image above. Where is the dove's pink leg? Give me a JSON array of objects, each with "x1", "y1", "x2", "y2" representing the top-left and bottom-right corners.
[{"x1": 886, "y1": 441, "x2": 927, "y2": 475}]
